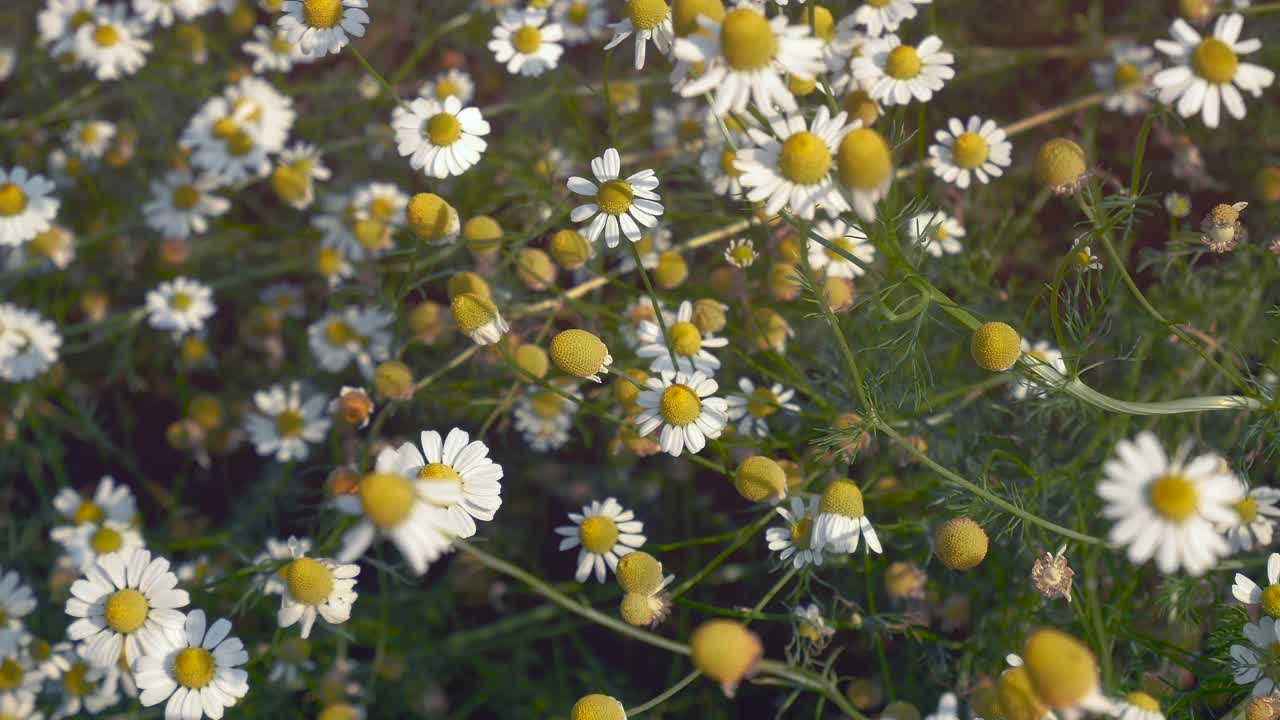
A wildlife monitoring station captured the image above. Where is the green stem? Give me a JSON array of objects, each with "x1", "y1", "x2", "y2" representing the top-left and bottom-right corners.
[
  {"x1": 346, "y1": 44, "x2": 407, "y2": 109},
  {"x1": 626, "y1": 671, "x2": 702, "y2": 716},
  {"x1": 627, "y1": 238, "x2": 679, "y2": 368}
]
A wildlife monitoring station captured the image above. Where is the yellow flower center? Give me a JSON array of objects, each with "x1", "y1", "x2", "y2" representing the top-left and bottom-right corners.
[
  {"x1": 578, "y1": 515, "x2": 619, "y2": 554},
  {"x1": 353, "y1": 218, "x2": 389, "y2": 251},
  {"x1": 452, "y1": 293, "x2": 498, "y2": 332},
  {"x1": 0, "y1": 659, "x2": 22, "y2": 691},
  {"x1": 719, "y1": 149, "x2": 741, "y2": 177},
  {"x1": 63, "y1": 662, "x2": 92, "y2": 696},
  {"x1": 1114, "y1": 62, "x2": 1140, "y2": 87},
  {"x1": 1075, "y1": 250, "x2": 1093, "y2": 268},
  {"x1": 1191, "y1": 38, "x2": 1238, "y2": 84},
  {"x1": 513, "y1": 25, "x2": 543, "y2": 54},
  {"x1": 530, "y1": 391, "x2": 564, "y2": 419},
  {"x1": 1125, "y1": 692, "x2": 1160, "y2": 713},
  {"x1": 628, "y1": 0, "x2": 669, "y2": 30},
  {"x1": 325, "y1": 320, "x2": 360, "y2": 346},
  {"x1": 837, "y1": 128, "x2": 893, "y2": 190},
  {"x1": 865, "y1": 0, "x2": 891, "y2": 7},
  {"x1": 92, "y1": 24, "x2": 121, "y2": 47},
  {"x1": 789, "y1": 517, "x2": 813, "y2": 549},
  {"x1": 103, "y1": 589, "x2": 148, "y2": 634},
  {"x1": 80, "y1": 125, "x2": 100, "y2": 145},
  {"x1": 730, "y1": 244, "x2": 755, "y2": 265},
  {"x1": 950, "y1": 132, "x2": 989, "y2": 169},
  {"x1": 318, "y1": 704, "x2": 362, "y2": 720},
  {"x1": 173, "y1": 647, "x2": 216, "y2": 689},
  {"x1": 778, "y1": 131, "x2": 832, "y2": 185},
  {"x1": 885, "y1": 45, "x2": 922, "y2": 80},
  {"x1": 73, "y1": 501, "x2": 104, "y2": 524},
  {"x1": 825, "y1": 236, "x2": 857, "y2": 260},
  {"x1": 1149, "y1": 473, "x2": 1198, "y2": 522},
  {"x1": 747, "y1": 387, "x2": 779, "y2": 418},
  {"x1": 0, "y1": 183, "x2": 28, "y2": 217},
  {"x1": 359, "y1": 473, "x2": 417, "y2": 529},
  {"x1": 170, "y1": 292, "x2": 194, "y2": 311},
  {"x1": 171, "y1": 184, "x2": 201, "y2": 210},
  {"x1": 416, "y1": 462, "x2": 462, "y2": 484},
  {"x1": 660, "y1": 384, "x2": 702, "y2": 425},
  {"x1": 1262, "y1": 585, "x2": 1280, "y2": 617},
  {"x1": 271, "y1": 35, "x2": 294, "y2": 53},
  {"x1": 802, "y1": 5, "x2": 834, "y2": 42},
  {"x1": 426, "y1": 112, "x2": 462, "y2": 146},
  {"x1": 285, "y1": 557, "x2": 335, "y2": 605},
  {"x1": 91, "y1": 526, "x2": 124, "y2": 554},
  {"x1": 596, "y1": 179, "x2": 635, "y2": 215},
  {"x1": 1236, "y1": 496, "x2": 1259, "y2": 523},
  {"x1": 434, "y1": 78, "x2": 462, "y2": 99},
  {"x1": 820, "y1": 480, "x2": 865, "y2": 517},
  {"x1": 317, "y1": 248, "x2": 344, "y2": 276},
  {"x1": 670, "y1": 321, "x2": 703, "y2": 356},
  {"x1": 272, "y1": 164, "x2": 310, "y2": 205},
  {"x1": 302, "y1": 0, "x2": 343, "y2": 28},
  {"x1": 275, "y1": 409, "x2": 305, "y2": 438},
  {"x1": 212, "y1": 118, "x2": 239, "y2": 140},
  {"x1": 720, "y1": 8, "x2": 777, "y2": 71},
  {"x1": 568, "y1": 2, "x2": 589, "y2": 24},
  {"x1": 226, "y1": 130, "x2": 256, "y2": 157},
  {"x1": 29, "y1": 229, "x2": 63, "y2": 258}
]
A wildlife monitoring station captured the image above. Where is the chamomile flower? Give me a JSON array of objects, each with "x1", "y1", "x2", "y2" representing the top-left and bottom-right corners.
[
  {"x1": 736, "y1": 107, "x2": 854, "y2": 218},
  {"x1": 489, "y1": 9, "x2": 564, "y2": 77},
  {"x1": 907, "y1": 210, "x2": 964, "y2": 257},
  {"x1": 264, "y1": 638, "x2": 314, "y2": 688},
  {"x1": 852, "y1": 34, "x2": 954, "y2": 106},
  {"x1": 1230, "y1": 616, "x2": 1280, "y2": 695},
  {"x1": 5, "y1": 225, "x2": 75, "y2": 272},
  {"x1": 765, "y1": 495, "x2": 824, "y2": 569},
  {"x1": 836, "y1": 126, "x2": 895, "y2": 221},
  {"x1": 393, "y1": 96, "x2": 490, "y2": 179},
  {"x1": 50, "y1": 520, "x2": 146, "y2": 573},
  {"x1": 377, "y1": 428, "x2": 505, "y2": 538},
  {"x1": 651, "y1": 101, "x2": 705, "y2": 150},
  {"x1": 1222, "y1": 485, "x2": 1280, "y2": 553},
  {"x1": 620, "y1": 296, "x2": 669, "y2": 349},
  {"x1": 243, "y1": 24, "x2": 309, "y2": 73},
  {"x1": 64, "y1": 549, "x2": 189, "y2": 668},
  {"x1": 65, "y1": 120, "x2": 116, "y2": 160},
  {"x1": 47, "y1": 652, "x2": 120, "y2": 718},
  {"x1": 253, "y1": 537, "x2": 311, "y2": 596},
  {"x1": 316, "y1": 246, "x2": 354, "y2": 287},
  {"x1": 133, "y1": 0, "x2": 207, "y2": 27},
  {"x1": 278, "y1": 0, "x2": 368, "y2": 56},
  {"x1": 1012, "y1": 340, "x2": 1067, "y2": 401},
  {"x1": 38, "y1": 0, "x2": 100, "y2": 50},
  {"x1": 1098, "y1": 431, "x2": 1240, "y2": 575},
  {"x1": 145, "y1": 277, "x2": 216, "y2": 338},
  {"x1": 554, "y1": 498, "x2": 647, "y2": 583},
  {"x1": 725, "y1": 377, "x2": 799, "y2": 437},
  {"x1": 567, "y1": 147, "x2": 664, "y2": 247},
  {"x1": 307, "y1": 306, "x2": 393, "y2": 379},
  {"x1": 0, "y1": 650, "x2": 41, "y2": 705},
  {"x1": 811, "y1": 479, "x2": 882, "y2": 554},
  {"x1": 807, "y1": 218, "x2": 873, "y2": 278},
  {"x1": 0, "y1": 303, "x2": 62, "y2": 383},
  {"x1": 1092, "y1": 43, "x2": 1161, "y2": 115},
  {"x1": 0, "y1": 167, "x2": 60, "y2": 248},
  {"x1": 142, "y1": 170, "x2": 229, "y2": 240},
  {"x1": 52, "y1": 476, "x2": 137, "y2": 526},
  {"x1": 275, "y1": 539, "x2": 359, "y2": 639},
  {"x1": 133, "y1": 609, "x2": 249, "y2": 720},
  {"x1": 929, "y1": 115, "x2": 1012, "y2": 189},
  {"x1": 1074, "y1": 245, "x2": 1102, "y2": 272},
  {"x1": 603, "y1": 0, "x2": 673, "y2": 70},
  {"x1": 635, "y1": 300, "x2": 728, "y2": 375},
  {"x1": 0, "y1": 694, "x2": 40, "y2": 720},
  {"x1": 845, "y1": 0, "x2": 929, "y2": 37},
  {"x1": 0, "y1": 569, "x2": 35, "y2": 656},
  {"x1": 700, "y1": 141, "x2": 747, "y2": 198},
  {"x1": 181, "y1": 78, "x2": 295, "y2": 183},
  {"x1": 673, "y1": 6, "x2": 825, "y2": 115},
  {"x1": 314, "y1": 184, "x2": 406, "y2": 260},
  {"x1": 724, "y1": 238, "x2": 758, "y2": 268},
  {"x1": 272, "y1": 142, "x2": 331, "y2": 210},
  {"x1": 418, "y1": 69, "x2": 476, "y2": 103},
  {"x1": 634, "y1": 370, "x2": 729, "y2": 456},
  {"x1": 1153, "y1": 14, "x2": 1274, "y2": 128},
  {"x1": 513, "y1": 385, "x2": 579, "y2": 451},
  {"x1": 244, "y1": 382, "x2": 332, "y2": 462},
  {"x1": 74, "y1": 6, "x2": 151, "y2": 81},
  {"x1": 555, "y1": 0, "x2": 607, "y2": 45},
  {"x1": 333, "y1": 467, "x2": 456, "y2": 576}
]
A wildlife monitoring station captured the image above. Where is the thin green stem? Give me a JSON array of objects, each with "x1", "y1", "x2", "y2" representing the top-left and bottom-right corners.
[
  {"x1": 626, "y1": 671, "x2": 702, "y2": 716},
  {"x1": 346, "y1": 44, "x2": 407, "y2": 109},
  {"x1": 627, "y1": 239, "x2": 678, "y2": 367}
]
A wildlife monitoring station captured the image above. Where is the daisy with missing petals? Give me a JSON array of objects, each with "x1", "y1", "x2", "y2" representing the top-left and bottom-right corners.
[
  {"x1": 275, "y1": 539, "x2": 359, "y2": 639},
  {"x1": 145, "y1": 277, "x2": 215, "y2": 338},
  {"x1": 635, "y1": 299, "x2": 728, "y2": 375},
  {"x1": 846, "y1": 0, "x2": 931, "y2": 37},
  {"x1": 807, "y1": 218, "x2": 874, "y2": 278},
  {"x1": 567, "y1": 147, "x2": 664, "y2": 247},
  {"x1": 0, "y1": 166, "x2": 59, "y2": 248},
  {"x1": 133, "y1": 609, "x2": 249, "y2": 720},
  {"x1": 65, "y1": 549, "x2": 189, "y2": 668},
  {"x1": 418, "y1": 69, "x2": 476, "y2": 103},
  {"x1": 907, "y1": 210, "x2": 964, "y2": 257},
  {"x1": 243, "y1": 25, "x2": 310, "y2": 73},
  {"x1": 1231, "y1": 616, "x2": 1280, "y2": 696},
  {"x1": 810, "y1": 479, "x2": 882, "y2": 555},
  {"x1": 142, "y1": 170, "x2": 229, "y2": 240},
  {"x1": 725, "y1": 377, "x2": 800, "y2": 437},
  {"x1": 1222, "y1": 484, "x2": 1280, "y2": 553},
  {"x1": 333, "y1": 465, "x2": 456, "y2": 576},
  {"x1": 244, "y1": 382, "x2": 332, "y2": 462},
  {"x1": 1012, "y1": 340, "x2": 1068, "y2": 401},
  {"x1": 555, "y1": 0, "x2": 607, "y2": 46},
  {"x1": 852, "y1": 34, "x2": 954, "y2": 106},
  {"x1": 929, "y1": 115, "x2": 1012, "y2": 189},
  {"x1": 307, "y1": 306, "x2": 393, "y2": 378},
  {"x1": 53, "y1": 476, "x2": 136, "y2": 526},
  {"x1": 0, "y1": 568, "x2": 35, "y2": 655},
  {"x1": 766, "y1": 496, "x2": 823, "y2": 569},
  {"x1": 603, "y1": 0, "x2": 673, "y2": 70},
  {"x1": 674, "y1": 6, "x2": 825, "y2": 115},
  {"x1": 1097, "y1": 431, "x2": 1241, "y2": 575},
  {"x1": 393, "y1": 97, "x2": 490, "y2": 179},
  {"x1": 375, "y1": 428, "x2": 505, "y2": 539},
  {"x1": 724, "y1": 238, "x2": 758, "y2": 268},
  {"x1": 278, "y1": 0, "x2": 368, "y2": 57},
  {"x1": 1153, "y1": 13, "x2": 1274, "y2": 128},
  {"x1": 47, "y1": 651, "x2": 120, "y2": 718},
  {"x1": 0, "y1": 304, "x2": 63, "y2": 383},
  {"x1": 634, "y1": 370, "x2": 729, "y2": 456},
  {"x1": 489, "y1": 9, "x2": 564, "y2": 77},
  {"x1": 555, "y1": 498, "x2": 647, "y2": 583},
  {"x1": 74, "y1": 6, "x2": 151, "y2": 81},
  {"x1": 1091, "y1": 43, "x2": 1161, "y2": 116},
  {"x1": 736, "y1": 107, "x2": 854, "y2": 219},
  {"x1": 273, "y1": 142, "x2": 331, "y2": 210}
]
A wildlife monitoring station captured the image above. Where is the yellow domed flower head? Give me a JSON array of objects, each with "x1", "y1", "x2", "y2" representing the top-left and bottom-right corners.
[
  {"x1": 513, "y1": 343, "x2": 550, "y2": 380},
  {"x1": 672, "y1": 0, "x2": 724, "y2": 37},
  {"x1": 689, "y1": 620, "x2": 763, "y2": 697},
  {"x1": 550, "y1": 228, "x2": 593, "y2": 269},
  {"x1": 734, "y1": 456, "x2": 788, "y2": 503},
  {"x1": 550, "y1": 329, "x2": 613, "y2": 383},
  {"x1": 812, "y1": 479, "x2": 883, "y2": 555},
  {"x1": 769, "y1": 262, "x2": 802, "y2": 301},
  {"x1": 571, "y1": 693, "x2": 627, "y2": 720},
  {"x1": 1036, "y1": 138, "x2": 1089, "y2": 195},
  {"x1": 1022, "y1": 628, "x2": 1102, "y2": 711},
  {"x1": 406, "y1": 192, "x2": 459, "y2": 244},
  {"x1": 825, "y1": 276, "x2": 855, "y2": 313},
  {"x1": 1124, "y1": 691, "x2": 1162, "y2": 717},
  {"x1": 971, "y1": 321, "x2": 1022, "y2": 371},
  {"x1": 620, "y1": 591, "x2": 671, "y2": 627},
  {"x1": 451, "y1": 292, "x2": 509, "y2": 346},
  {"x1": 776, "y1": 459, "x2": 805, "y2": 492},
  {"x1": 408, "y1": 301, "x2": 449, "y2": 345},
  {"x1": 615, "y1": 551, "x2": 665, "y2": 595},
  {"x1": 934, "y1": 518, "x2": 989, "y2": 571},
  {"x1": 882, "y1": 701, "x2": 922, "y2": 720},
  {"x1": 334, "y1": 387, "x2": 374, "y2": 428},
  {"x1": 517, "y1": 248, "x2": 557, "y2": 291},
  {"x1": 463, "y1": 215, "x2": 503, "y2": 257},
  {"x1": 837, "y1": 127, "x2": 894, "y2": 221},
  {"x1": 613, "y1": 368, "x2": 649, "y2": 409},
  {"x1": 188, "y1": 394, "x2": 224, "y2": 431},
  {"x1": 373, "y1": 361, "x2": 414, "y2": 401},
  {"x1": 997, "y1": 667, "x2": 1049, "y2": 720},
  {"x1": 841, "y1": 90, "x2": 881, "y2": 128},
  {"x1": 654, "y1": 251, "x2": 689, "y2": 289},
  {"x1": 447, "y1": 271, "x2": 491, "y2": 300},
  {"x1": 691, "y1": 299, "x2": 728, "y2": 334}
]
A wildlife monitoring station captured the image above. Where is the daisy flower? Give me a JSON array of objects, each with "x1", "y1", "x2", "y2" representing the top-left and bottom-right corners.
[
  {"x1": 1222, "y1": 485, "x2": 1280, "y2": 553},
  {"x1": 845, "y1": 0, "x2": 930, "y2": 37},
  {"x1": 1091, "y1": 43, "x2": 1161, "y2": 115},
  {"x1": 278, "y1": 0, "x2": 368, "y2": 56},
  {"x1": 0, "y1": 568, "x2": 35, "y2": 656},
  {"x1": 1097, "y1": 431, "x2": 1240, "y2": 575},
  {"x1": 50, "y1": 520, "x2": 146, "y2": 572},
  {"x1": 393, "y1": 96, "x2": 490, "y2": 179},
  {"x1": 47, "y1": 652, "x2": 120, "y2": 718},
  {"x1": 1074, "y1": 245, "x2": 1102, "y2": 272},
  {"x1": 810, "y1": 479, "x2": 882, "y2": 554},
  {"x1": 488, "y1": 9, "x2": 564, "y2": 77},
  {"x1": 253, "y1": 537, "x2": 311, "y2": 595},
  {"x1": 74, "y1": 5, "x2": 151, "y2": 81},
  {"x1": 0, "y1": 303, "x2": 62, "y2": 383},
  {"x1": 736, "y1": 107, "x2": 854, "y2": 219},
  {"x1": 929, "y1": 115, "x2": 1012, "y2": 189},
  {"x1": 244, "y1": 382, "x2": 332, "y2": 462},
  {"x1": 0, "y1": 650, "x2": 41, "y2": 704},
  {"x1": 64, "y1": 120, "x2": 115, "y2": 160},
  {"x1": 620, "y1": 296, "x2": 669, "y2": 349},
  {"x1": 64, "y1": 549, "x2": 189, "y2": 668},
  {"x1": 377, "y1": 428, "x2": 504, "y2": 538},
  {"x1": 906, "y1": 210, "x2": 964, "y2": 257},
  {"x1": 6, "y1": 225, "x2": 75, "y2": 272},
  {"x1": 1231, "y1": 616, "x2": 1280, "y2": 696},
  {"x1": 52, "y1": 476, "x2": 136, "y2": 526},
  {"x1": 0, "y1": 695, "x2": 40, "y2": 720},
  {"x1": 264, "y1": 638, "x2": 314, "y2": 688},
  {"x1": 272, "y1": 142, "x2": 331, "y2": 210},
  {"x1": 725, "y1": 377, "x2": 799, "y2": 437},
  {"x1": 133, "y1": 609, "x2": 249, "y2": 720},
  {"x1": 38, "y1": 0, "x2": 100, "y2": 49},
  {"x1": 133, "y1": 0, "x2": 206, "y2": 27},
  {"x1": 144, "y1": 277, "x2": 215, "y2": 338},
  {"x1": 274, "y1": 539, "x2": 359, "y2": 639},
  {"x1": 724, "y1": 237, "x2": 758, "y2": 268},
  {"x1": 1152, "y1": 13, "x2": 1274, "y2": 128},
  {"x1": 333, "y1": 466, "x2": 457, "y2": 576},
  {"x1": 1115, "y1": 692, "x2": 1166, "y2": 720},
  {"x1": 673, "y1": 5, "x2": 825, "y2": 115},
  {"x1": 651, "y1": 101, "x2": 704, "y2": 150},
  {"x1": 315, "y1": 183, "x2": 407, "y2": 260},
  {"x1": 807, "y1": 218, "x2": 874, "y2": 278},
  {"x1": 852, "y1": 34, "x2": 954, "y2": 106},
  {"x1": 554, "y1": 498, "x2": 647, "y2": 583},
  {"x1": 316, "y1": 247, "x2": 353, "y2": 287},
  {"x1": 513, "y1": 385, "x2": 579, "y2": 452},
  {"x1": 180, "y1": 78, "x2": 295, "y2": 184},
  {"x1": 306, "y1": 306, "x2": 393, "y2": 379},
  {"x1": 243, "y1": 24, "x2": 310, "y2": 73},
  {"x1": 555, "y1": 0, "x2": 607, "y2": 45},
  {"x1": 634, "y1": 370, "x2": 729, "y2": 456},
  {"x1": 567, "y1": 147, "x2": 664, "y2": 247},
  {"x1": 635, "y1": 299, "x2": 728, "y2": 375},
  {"x1": 1011, "y1": 339, "x2": 1068, "y2": 400},
  {"x1": 765, "y1": 496, "x2": 824, "y2": 569},
  {"x1": 603, "y1": 0, "x2": 673, "y2": 70},
  {"x1": 418, "y1": 69, "x2": 475, "y2": 103},
  {"x1": 699, "y1": 140, "x2": 746, "y2": 198},
  {"x1": 142, "y1": 170, "x2": 229, "y2": 240},
  {"x1": 0, "y1": 167, "x2": 59, "y2": 248}
]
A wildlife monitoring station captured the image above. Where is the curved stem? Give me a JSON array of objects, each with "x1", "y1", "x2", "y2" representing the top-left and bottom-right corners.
[{"x1": 626, "y1": 671, "x2": 701, "y2": 716}]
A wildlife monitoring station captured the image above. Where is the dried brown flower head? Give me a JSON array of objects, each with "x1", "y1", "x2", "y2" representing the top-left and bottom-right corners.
[{"x1": 1031, "y1": 546, "x2": 1075, "y2": 602}]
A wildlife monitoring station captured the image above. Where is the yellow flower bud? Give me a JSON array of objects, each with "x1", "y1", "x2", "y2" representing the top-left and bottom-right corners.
[
  {"x1": 463, "y1": 215, "x2": 503, "y2": 256},
  {"x1": 882, "y1": 701, "x2": 922, "y2": 720},
  {"x1": 571, "y1": 693, "x2": 627, "y2": 720},
  {"x1": 672, "y1": 0, "x2": 725, "y2": 36},
  {"x1": 447, "y1": 271, "x2": 491, "y2": 300},
  {"x1": 691, "y1": 299, "x2": 728, "y2": 334},
  {"x1": 654, "y1": 251, "x2": 688, "y2": 290},
  {"x1": 616, "y1": 551, "x2": 664, "y2": 595},
  {"x1": 335, "y1": 387, "x2": 375, "y2": 428},
  {"x1": 1036, "y1": 138, "x2": 1088, "y2": 195},
  {"x1": 733, "y1": 456, "x2": 787, "y2": 503},
  {"x1": 406, "y1": 193, "x2": 459, "y2": 244},
  {"x1": 550, "y1": 229, "x2": 593, "y2": 269},
  {"x1": 1022, "y1": 628, "x2": 1100, "y2": 709},
  {"x1": 516, "y1": 248, "x2": 556, "y2": 291},
  {"x1": 550, "y1": 329, "x2": 612, "y2": 382},
  {"x1": 845, "y1": 678, "x2": 883, "y2": 711},
  {"x1": 373, "y1": 361, "x2": 415, "y2": 401},
  {"x1": 614, "y1": 368, "x2": 648, "y2": 408},
  {"x1": 997, "y1": 668, "x2": 1048, "y2": 720},
  {"x1": 408, "y1": 301, "x2": 449, "y2": 344},
  {"x1": 689, "y1": 620, "x2": 763, "y2": 697},
  {"x1": 970, "y1": 321, "x2": 1021, "y2": 371},
  {"x1": 769, "y1": 262, "x2": 802, "y2": 301},
  {"x1": 934, "y1": 518, "x2": 989, "y2": 571},
  {"x1": 188, "y1": 394, "x2": 223, "y2": 431},
  {"x1": 513, "y1": 343, "x2": 550, "y2": 379},
  {"x1": 1256, "y1": 167, "x2": 1280, "y2": 205},
  {"x1": 837, "y1": 127, "x2": 893, "y2": 191}
]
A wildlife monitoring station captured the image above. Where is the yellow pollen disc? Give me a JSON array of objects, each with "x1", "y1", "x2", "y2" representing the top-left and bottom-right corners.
[
  {"x1": 572, "y1": 694, "x2": 627, "y2": 720},
  {"x1": 950, "y1": 132, "x2": 989, "y2": 169},
  {"x1": 1262, "y1": 585, "x2": 1280, "y2": 617},
  {"x1": 271, "y1": 35, "x2": 293, "y2": 53},
  {"x1": 970, "y1": 322, "x2": 1022, "y2": 372},
  {"x1": 0, "y1": 659, "x2": 23, "y2": 691},
  {"x1": 359, "y1": 473, "x2": 417, "y2": 529},
  {"x1": 173, "y1": 647, "x2": 216, "y2": 689},
  {"x1": 778, "y1": 131, "x2": 832, "y2": 185},
  {"x1": 720, "y1": 8, "x2": 777, "y2": 71},
  {"x1": 416, "y1": 462, "x2": 462, "y2": 483},
  {"x1": 1114, "y1": 63, "x2": 1140, "y2": 87},
  {"x1": 747, "y1": 387, "x2": 778, "y2": 418},
  {"x1": 325, "y1": 320, "x2": 358, "y2": 346},
  {"x1": 885, "y1": 45, "x2": 922, "y2": 79},
  {"x1": 513, "y1": 25, "x2": 543, "y2": 54},
  {"x1": 1075, "y1": 250, "x2": 1092, "y2": 267},
  {"x1": 63, "y1": 662, "x2": 91, "y2": 696},
  {"x1": 286, "y1": 557, "x2": 335, "y2": 605},
  {"x1": 669, "y1": 321, "x2": 703, "y2": 356},
  {"x1": 353, "y1": 218, "x2": 389, "y2": 250},
  {"x1": 275, "y1": 409, "x2": 305, "y2": 438},
  {"x1": 1022, "y1": 628, "x2": 1099, "y2": 708},
  {"x1": 0, "y1": 184, "x2": 28, "y2": 217},
  {"x1": 272, "y1": 164, "x2": 310, "y2": 204},
  {"x1": 790, "y1": 517, "x2": 813, "y2": 549},
  {"x1": 530, "y1": 391, "x2": 563, "y2": 419},
  {"x1": 578, "y1": 515, "x2": 620, "y2": 554},
  {"x1": 170, "y1": 292, "x2": 194, "y2": 311},
  {"x1": 451, "y1": 293, "x2": 499, "y2": 332},
  {"x1": 865, "y1": 0, "x2": 890, "y2": 7},
  {"x1": 80, "y1": 125, "x2": 99, "y2": 145},
  {"x1": 1149, "y1": 473, "x2": 1199, "y2": 522},
  {"x1": 567, "y1": 2, "x2": 589, "y2": 24},
  {"x1": 1125, "y1": 692, "x2": 1160, "y2": 713},
  {"x1": 29, "y1": 229, "x2": 62, "y2": 258},
  {"x1": 1236, "y1": 496, "x2": 1259, "y2": 523},
  {"x1": 90, "y1": 527, "x2": 123, "y2": 554},
  {"x1": 719, "y1": 149, "x2": 740, "y2": 177},
  {"x1": 302, "y1": 0, "x2": 344, "y2": 29},
  {"x1": 434, "y1": 78, "x2": 462, "y2": 99},
  {"x1": 426, "y1": 112, "x2": 462, "y2": 146},
  {"x1": 551, "y1": 329, "x2": 610, "y2": 378},
  {"x1": 820, "y1": 480, "x2": 865, "y2": 517},
  {"x1": 73, "y1": 501, "x2": 104, "y2": 524},
  {"x1": 92, "y1": 24, "x2": 121, "y2": 47},
  {"x1": 837, "y1": 128, "x2": 893, "y2": 190},
  {"x1": 825, "y1": 237, "x2": 856, "y2": 260},
  {"x1": 172, "y1": 185, "x2": 201, "y2": 210},
  {"x1": 227, "y1": 130, "x2": 256, "y2": 157},
  {"x1": 212, "y1": 118, "x2": 239, "y2": 140},
  {"x1": 103, "y1": 589, "x2": 148, "y2": 634},
  {"x1": 801, "y1": 5, "x2": 834, "y2": 42},
  {"x1": 317, "y1": 248, "x2": 343, "y2": 275},
  {"x1": 660, "y1": 384, "x2": 702, "y2": 425},
  {"x1": 596, "y1": 179, "x2": 634, "y2": 215},
  {"x1": 628, "y1": 0, "x2": 669, "y2": 31},
  {"x1": 1191, "y1": 37, "x2": 1238, "y2": 84}
]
